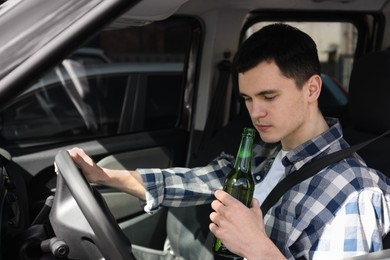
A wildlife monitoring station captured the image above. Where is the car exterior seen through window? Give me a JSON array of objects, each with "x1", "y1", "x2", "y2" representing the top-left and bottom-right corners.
[{"x1": 0, "y1": 17, "x2": 196, "y2": 145}]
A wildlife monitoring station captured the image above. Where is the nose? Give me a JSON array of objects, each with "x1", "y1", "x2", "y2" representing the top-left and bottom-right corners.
[{"x1": 247, "y1": 100, "x2": 267, "y2": 119}]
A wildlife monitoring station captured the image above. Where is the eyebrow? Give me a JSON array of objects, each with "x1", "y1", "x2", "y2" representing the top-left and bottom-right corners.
[{"x1": 239, "y1": 89, "x2": 280, "y2": 98}]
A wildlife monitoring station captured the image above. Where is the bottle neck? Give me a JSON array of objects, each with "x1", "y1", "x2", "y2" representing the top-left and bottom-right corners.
[{"x1": 234, "y1": 134, "x2": 253, "y2": 173}]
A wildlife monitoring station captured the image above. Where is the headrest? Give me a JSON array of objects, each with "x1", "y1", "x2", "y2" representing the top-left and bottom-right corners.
[{"x1": 348, "y1": 49, "x2": 390, "y2": 134}]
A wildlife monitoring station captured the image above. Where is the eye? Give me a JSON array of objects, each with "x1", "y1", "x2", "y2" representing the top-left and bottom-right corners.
[
  {"x1": 242, "y1": 96, "x2": 252, "y2": 102},
  {"x1": 264, "y1": 95, "x2": 277, "y2": 101}
]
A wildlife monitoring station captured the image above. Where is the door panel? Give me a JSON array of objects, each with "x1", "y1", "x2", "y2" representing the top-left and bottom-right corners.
[
  {"x1": 97, "y1": 146, "x2": 171, "y2": 170},
  {"x1": 96, "y1": 146, "x2": 172, "y2": 231},
  {"x1": 8, "y1": 128, "x2": 188, "y2": 250},
  {"x1": 97, "y1": 146, "x2": 171, "y2": 218}
]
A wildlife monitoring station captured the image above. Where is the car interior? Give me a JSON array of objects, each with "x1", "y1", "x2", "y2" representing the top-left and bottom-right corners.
[
  {"x1": 343, "y1": 49, "x2": 390, "y2": 178},
  {"x1": 1, "y1": 0, "x2": 390, "y2": 259}
]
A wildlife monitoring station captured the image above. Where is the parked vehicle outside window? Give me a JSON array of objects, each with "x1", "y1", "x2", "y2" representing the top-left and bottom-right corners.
[{"x1": 0, "y1": 17, "x2": 197, "y2": 147}]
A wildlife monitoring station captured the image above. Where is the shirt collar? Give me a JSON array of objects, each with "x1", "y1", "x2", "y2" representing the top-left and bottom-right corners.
[{"x1": 282, "y1": 117, "x2": 345, "y2": 173}]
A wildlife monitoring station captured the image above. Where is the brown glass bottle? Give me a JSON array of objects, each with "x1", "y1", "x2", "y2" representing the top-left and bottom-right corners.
[{"x1": 213, "y1": 127, "x2": 255, "y2": 258}]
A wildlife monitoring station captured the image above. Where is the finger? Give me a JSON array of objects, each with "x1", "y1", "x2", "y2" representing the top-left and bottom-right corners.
[
  {"x1": 210, "y1": 198, "x2": 224, "y2": 211},
  {"x1": 69, "y1": 148, "x2": 94, "y2": 168},
  {"x1": 251, "y1": 198, "x2": 260, "y2": 208},
  {"x1": 209, "y1": 211, "x2": 218, "y2": 225},
  {"x1": 214, "y1": 189, "x2": 238, "y2": 206},
  {"x1": 251, "y1": 198, "x2": 264, "y2": 219},
  {"x1": 210, "y1": 200, "x2": 226, "y2": 228},
  {"x1": 68, "y1": 147, "x2": 86, "y2": 164},
  {"x1": 68, "y1": 147, "x2": 81, "y2": 158},
  {"x1": 209, "y1": 222, "x2": 218, "y2": 235}
]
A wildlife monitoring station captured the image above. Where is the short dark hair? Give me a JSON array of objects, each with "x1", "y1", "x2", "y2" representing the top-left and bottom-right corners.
[{"x1": 235, "y1": 23, "x2": 321, "y2": 87}]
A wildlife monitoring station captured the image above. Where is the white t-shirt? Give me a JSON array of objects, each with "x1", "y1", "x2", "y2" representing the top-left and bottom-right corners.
[{"x1": 253, "y1": 149, "x2": 288, "y2": 205}]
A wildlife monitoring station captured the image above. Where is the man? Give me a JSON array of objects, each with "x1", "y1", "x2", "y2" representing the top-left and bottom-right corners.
[{"x1": 70, "y1": 23, "x2": 390, "y2": 259}]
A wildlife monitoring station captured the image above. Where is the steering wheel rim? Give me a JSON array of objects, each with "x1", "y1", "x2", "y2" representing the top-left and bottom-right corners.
[{"x1": 54, "y1": 149, "x2": 134, "y2": 260}]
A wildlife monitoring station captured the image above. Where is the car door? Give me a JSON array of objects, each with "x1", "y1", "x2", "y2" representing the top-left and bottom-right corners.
[{"x1": 0, "y1": 4, "x2": 202, "y2": 251}]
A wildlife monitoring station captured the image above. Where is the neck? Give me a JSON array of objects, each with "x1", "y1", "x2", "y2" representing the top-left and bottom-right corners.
[{"x1": 281, "y1": 113, "x2": 329, "y2": 151}]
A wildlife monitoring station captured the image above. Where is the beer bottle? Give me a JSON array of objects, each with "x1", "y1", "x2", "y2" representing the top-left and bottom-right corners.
[{"x1": 213, "y1": 127, "x2": 255, "y2": 258}]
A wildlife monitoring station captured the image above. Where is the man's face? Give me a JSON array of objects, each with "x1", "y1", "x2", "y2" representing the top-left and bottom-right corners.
[{"x1": 239, "y1": 61, "x2": 310, "y2": 150}]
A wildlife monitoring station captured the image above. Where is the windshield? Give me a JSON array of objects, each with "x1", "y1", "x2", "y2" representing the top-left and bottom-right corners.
[
  {"x1": 0, "y1": 0, "x2": 102, "y2": 78},
  {"x1": 0, "y1": 0, "x2": 140, "y2": 111}
]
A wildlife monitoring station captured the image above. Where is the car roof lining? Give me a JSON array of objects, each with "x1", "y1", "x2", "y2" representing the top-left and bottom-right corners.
[{"x1": 177, "y1": 0, "x2": 390, "y2": 14}]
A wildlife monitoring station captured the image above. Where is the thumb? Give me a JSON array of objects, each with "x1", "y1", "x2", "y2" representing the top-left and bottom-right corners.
[
  {"x1": 251, "y1": 198, "x2": 260, "y2": 208},
  {"x1": 251, "y1": 198, "x2": 264, "y2": 218}
]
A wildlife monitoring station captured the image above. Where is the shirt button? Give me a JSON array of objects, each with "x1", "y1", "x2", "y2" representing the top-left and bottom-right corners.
[{"x1": 256, "y1": 176, "x2": 261, "y2": 180}]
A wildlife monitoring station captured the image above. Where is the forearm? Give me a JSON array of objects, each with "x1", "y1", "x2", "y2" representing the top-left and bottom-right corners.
[{"x1": 99, "y1": 168, "x2": 146, "y2": 201}]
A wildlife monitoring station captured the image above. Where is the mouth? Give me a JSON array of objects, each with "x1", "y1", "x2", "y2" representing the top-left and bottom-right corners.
[{"x1": 254, "y1": 123, "x2": 272, "y2": 133}]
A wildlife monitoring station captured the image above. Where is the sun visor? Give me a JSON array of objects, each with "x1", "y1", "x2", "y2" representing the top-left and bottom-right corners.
[{"x1": 107, "y1": 0, "x2": 189, "y2": 28}]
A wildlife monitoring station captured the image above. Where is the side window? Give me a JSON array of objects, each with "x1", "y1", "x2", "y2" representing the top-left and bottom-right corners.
[
  {"x1": 246, "y1": 21, "x2": 357, "y2": 115},
  {"x1": 0, "y1": 17, "x2": 199, "y2": 145}
]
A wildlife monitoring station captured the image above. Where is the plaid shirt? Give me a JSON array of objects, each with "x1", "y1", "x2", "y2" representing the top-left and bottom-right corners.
[{"x1": 138, "y1": 118, "x2": 390, "y2": 259}]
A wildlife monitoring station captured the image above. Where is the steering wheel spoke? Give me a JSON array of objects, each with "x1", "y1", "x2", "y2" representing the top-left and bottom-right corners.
[{"x1": 50, "y1": 150, "x2": 135, "y2": 260}]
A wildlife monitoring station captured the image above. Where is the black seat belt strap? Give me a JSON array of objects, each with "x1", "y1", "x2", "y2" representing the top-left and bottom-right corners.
[{"x1": 260, "y1": 129, "x2": 390, "y2": 215}]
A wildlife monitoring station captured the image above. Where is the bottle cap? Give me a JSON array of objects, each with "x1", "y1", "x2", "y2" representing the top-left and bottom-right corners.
[{"x1": 243, "y1": 127, "x2": 255, "y2": 137}]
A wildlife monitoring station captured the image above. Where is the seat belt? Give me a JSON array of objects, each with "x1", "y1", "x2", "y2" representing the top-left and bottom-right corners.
[{"x1": 261, "y1": 129, "x2": 390, "y2": 215}]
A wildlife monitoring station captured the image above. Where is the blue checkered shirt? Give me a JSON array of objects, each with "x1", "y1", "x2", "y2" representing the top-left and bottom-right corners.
[{"x1": 138, "y1": 118, "x2": 390, "y2": 259}]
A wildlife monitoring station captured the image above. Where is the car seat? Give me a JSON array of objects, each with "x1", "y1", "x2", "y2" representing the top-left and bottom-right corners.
[{"x1": 342, "y1": 49, "x2": 390, "y2": 179}]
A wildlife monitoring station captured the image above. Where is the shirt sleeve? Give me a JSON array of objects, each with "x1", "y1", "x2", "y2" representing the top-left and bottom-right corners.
[
  {"x1": 312, "y1": 188, "x2": 390, "y2": 259},
  {"x1": 137, "y1": 153, "x2": 235, "y2": 213}
]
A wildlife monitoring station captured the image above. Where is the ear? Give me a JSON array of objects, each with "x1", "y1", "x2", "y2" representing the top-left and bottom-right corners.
[{"x1": 306, "y1": 74, "x2": 322, "y2": 102}]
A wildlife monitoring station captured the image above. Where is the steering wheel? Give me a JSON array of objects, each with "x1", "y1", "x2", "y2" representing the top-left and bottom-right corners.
[{"x1": 52, "y1": 150, "x2": 135, "y2": 260}]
